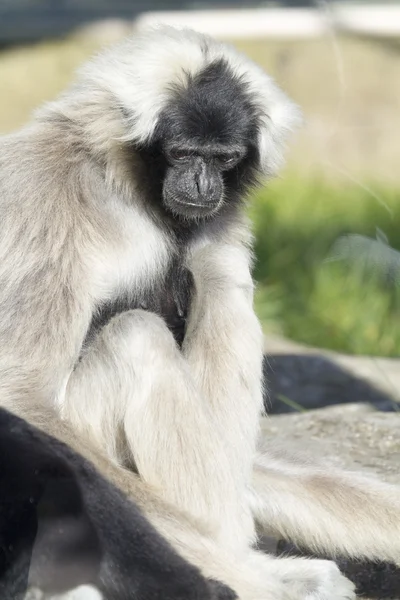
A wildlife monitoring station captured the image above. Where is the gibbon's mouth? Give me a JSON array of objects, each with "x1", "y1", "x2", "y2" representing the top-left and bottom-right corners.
[{"x1": 167, "y1": 197, "x2": 223, "y2": 220}]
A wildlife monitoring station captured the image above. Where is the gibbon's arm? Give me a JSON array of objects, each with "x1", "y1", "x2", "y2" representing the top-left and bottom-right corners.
[
  {"x1": 183, "y1": 238, "x2": 265, "y2": 543},
  {"x1": 0, "y1": 128, "x2": 100, "y2": 406},
  {"x1": 250, "y1": 448, "x2": 400, "y2": 567}
]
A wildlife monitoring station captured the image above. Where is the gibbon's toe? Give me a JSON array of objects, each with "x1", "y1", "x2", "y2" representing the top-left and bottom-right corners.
[{"x1": 304, "y1": 560, "x2": 356, "y2": 600}]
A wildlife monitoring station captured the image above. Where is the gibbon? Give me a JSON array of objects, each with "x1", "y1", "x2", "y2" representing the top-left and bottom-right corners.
[{"x1": 0, "y1": 25, "x2": 299, "y2": 553}]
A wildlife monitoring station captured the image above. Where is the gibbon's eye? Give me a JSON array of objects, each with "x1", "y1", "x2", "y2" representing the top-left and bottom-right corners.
[
  {"x1": 216, "y1": 153, "x2": 241, "y2": 168},
  {"x1": 169, "y1": 148, "x2": 191, "y2": 162}
]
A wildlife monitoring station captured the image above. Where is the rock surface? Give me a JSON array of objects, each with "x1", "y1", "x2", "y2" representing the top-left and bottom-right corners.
[{"x1": 262, "y1": 403, "x2": 400, "y2": 481}]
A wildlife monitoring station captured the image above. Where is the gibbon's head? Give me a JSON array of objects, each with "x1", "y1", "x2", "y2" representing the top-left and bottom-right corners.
[{"x1": 46, "y1": 27, "x2": 301, "y2": 221}]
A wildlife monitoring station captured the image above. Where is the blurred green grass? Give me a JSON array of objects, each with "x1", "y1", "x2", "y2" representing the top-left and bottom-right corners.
[
  {"x1": 0, "y1": 33, "x2": 399, "y2": 357},
  {"x1": 251, "y1": 176, "x2": 400, "y2": 357}
]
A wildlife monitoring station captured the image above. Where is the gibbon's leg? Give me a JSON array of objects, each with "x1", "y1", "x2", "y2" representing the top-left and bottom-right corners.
[
  {"x1": 62, "y1": 309, "x2": 251, "y2": 553},
  {"x1": 250, "y1": 448, "x2": 400, "y2": 566},
  {"x1": 183, "y1": 243, "x2": 264, "y2": 549}
]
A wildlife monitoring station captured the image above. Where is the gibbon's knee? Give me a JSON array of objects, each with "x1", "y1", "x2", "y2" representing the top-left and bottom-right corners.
[
  {"x1": 63, "y1": 309, "x2": 178, "y2": 460},
  {"x1": 77, "y1": 308, "x2": 180, "y2": 385},
  {"x1": 91, "y1": 308, "x2": 178, "y2": 365}
]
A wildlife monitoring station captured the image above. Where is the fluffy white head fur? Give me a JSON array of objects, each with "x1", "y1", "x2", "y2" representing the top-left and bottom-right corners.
[{"x1": 39, "y1": 26, "x2": 301, "y2": 177}]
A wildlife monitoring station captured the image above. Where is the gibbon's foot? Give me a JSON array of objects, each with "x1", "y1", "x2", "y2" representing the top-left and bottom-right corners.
[
  {"x1": 300, "y1": 560, "x2": 355, "y2": 600},
  {"x1": 244, "y1": 553, "x2": 355, "y2": 600}
]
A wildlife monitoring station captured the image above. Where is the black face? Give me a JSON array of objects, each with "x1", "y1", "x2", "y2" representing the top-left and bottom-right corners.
[
  {"x1": 162, "y1": 142, "x2": 246, "y2": 218},
  {"x1": 139, "y1": 59, "x2": 261, "y2": 224}
]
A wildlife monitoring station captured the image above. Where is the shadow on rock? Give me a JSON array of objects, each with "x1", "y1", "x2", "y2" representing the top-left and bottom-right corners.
[{"x1": 263, "y1": 353, "x2": 399, "y2": 414}]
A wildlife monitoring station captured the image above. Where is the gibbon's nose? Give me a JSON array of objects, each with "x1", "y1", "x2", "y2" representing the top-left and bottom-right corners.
[{"x1": 195, "y1": 169, "x2": 214, "y2": 199}]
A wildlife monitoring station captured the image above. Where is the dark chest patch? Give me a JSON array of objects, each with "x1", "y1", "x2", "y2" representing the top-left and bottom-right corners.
[{"x1": 82, "y1": 259, "x2": 194, "y2": 352}]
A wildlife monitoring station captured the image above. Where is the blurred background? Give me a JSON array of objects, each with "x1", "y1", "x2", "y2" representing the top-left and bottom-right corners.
[{"x1": 1, "y1": 0, "x2": 399, "y2": 358}]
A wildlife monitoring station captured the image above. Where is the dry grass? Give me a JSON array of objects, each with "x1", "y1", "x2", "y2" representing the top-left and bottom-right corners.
[
  {"x1": 0, "y1": 36, "x2": 104, "y2": 133},
  {"x1": 233, "y1": 36, "x2": 400, "y2": 184}
]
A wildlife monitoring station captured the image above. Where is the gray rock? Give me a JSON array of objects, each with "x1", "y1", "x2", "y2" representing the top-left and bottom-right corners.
[{"x1": 261, "y1": 403, "x2": 400, "y2": 480}]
